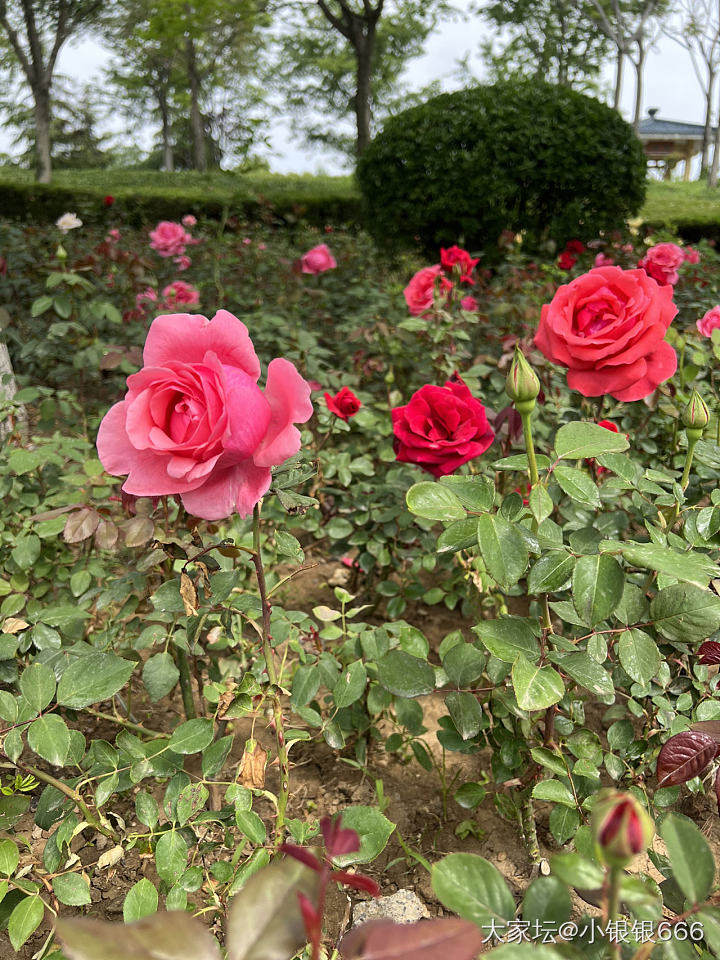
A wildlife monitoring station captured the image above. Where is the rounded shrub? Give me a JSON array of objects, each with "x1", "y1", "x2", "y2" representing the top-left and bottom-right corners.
[{"x1": 356, "y1": 80, "x2": 647, "y2": 255}]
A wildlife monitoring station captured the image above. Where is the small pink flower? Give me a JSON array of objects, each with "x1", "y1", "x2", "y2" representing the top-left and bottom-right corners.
[
  {"x1": 638, "y1": 242, "x2": 685, "y2": 286},
  {"x1": 149, "y1": 221, "x2": 192, "y2": 258},
  {"x1": 300, "y1": 244, "x2": 337, "y2": 274},
  {"x1": 621, "y1": 243, "x2": 634, "y2": 253},
  {"x1": 594, "y1": 253, "x2": 615, "y2": 268},
  {"x1": 404, "y1": 265, "x2": 444, "y2": 316},
  {"x1": 161, "y1": 281, "x2": 200, "y2": 307},
  {"x1": 135, "y1": 288, "x2": 158, "y2": 311},
  {"x1": 108, "y1": 228, "x2": 121, "y2": 242},
  {"x1": 460, "y1": 295, "x2": 478, "y2": 312},
  {"x1": 697, "y1": 306, "x2": 720, "y2": 338},
  {"x1": 174, "y1": 255, "x2": 192, "y2": 271},
  {"x1": 258, "y1": 242, "x2": 267, "y2": 251},
  {"x1": 182, "y1": 214, "x2": 197, "y2": 227},
  {"x1": 684, "y1": 246, "x2": 701, "y2": 264},
  {"x1": 243, "y1": 237, "x2": 252, "y2": 245}
]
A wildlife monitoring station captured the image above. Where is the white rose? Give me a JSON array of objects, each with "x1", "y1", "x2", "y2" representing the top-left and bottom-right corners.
[{"x1": 55, "y1": 212, "x2": 83, "y2": 233}]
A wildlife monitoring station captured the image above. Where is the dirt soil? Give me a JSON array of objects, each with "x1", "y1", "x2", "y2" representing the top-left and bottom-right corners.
[{"x1": 9, "y1": 558, "x2": 720, "y2": 958}]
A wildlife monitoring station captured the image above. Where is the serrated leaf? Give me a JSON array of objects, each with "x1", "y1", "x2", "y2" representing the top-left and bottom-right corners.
[
  {"x1": 56, "y1": 653, "x2": 134, "y2": 709},
  {"x1": 28, "y1": 715, "x2": 70, "y2": 766},
  {"x1": 553, "y1": 464, "x2": 600, "y2": 508},
  {"x1": 656, "y1": 731, "x2": 717, "y2": 787},
  {"x1": 572, "y1": 554, "x2": 624, "y2": 627},
  {"x1": 406, "y1": 483, "x2": 466, "y2": 522},
  {"x1": 53, "y1": 873, "x2": 91, "y2": 906},
  {"x1": 123, "y1": 878, "x2": 158, "y2": 924},
  {"x1": 661, "y1": 813, "x2": 715, "y2": 904},
  {"x1": 432, "y1": 853, "x2": 515, "y2": 930},
  {"x1": 476, "y1": 514, "x2": 528, "y2": 591},
  {"x1": 512, "y1": 655, "x2": 564, "y2": 711},
  {"x1": 554, "y1": 421, "x2": 629, "y2": 460},
  {"x1": 8, "y1": 895, "x2": 44, "y2": 951}
]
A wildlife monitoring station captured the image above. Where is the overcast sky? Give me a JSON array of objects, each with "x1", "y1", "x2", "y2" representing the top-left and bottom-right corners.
[{"x1": 0, "y1": 12, "x2": 705, "y2": 175}]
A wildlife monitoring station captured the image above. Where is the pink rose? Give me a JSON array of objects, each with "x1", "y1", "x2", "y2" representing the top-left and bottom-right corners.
[
  {"x1": 182, "y1": 214, "x2": 197, "y2": 227},
  {"x1": 638, "y1": 242, "x2": 685, "y2": 286},
  {"x1": 108, "y1": 228, "x2": 121, "y2": 243},
  {"x1": 149, "y1": 221, "x2": 192, "y2": 258},
  {"x1": 440, "y1": 246, "x2": 479, "y2": 283},
  {"x1": 460, "y1": 295, "x2": 479, "y2": 312},
  {"x1": 136, "y1": 287, "x2": 158, "y2": 311},
  {"x1": 404, "y1": 265, "x2": 444, "y2": 316},
  {"x1": 161, "y1": 281, "x2": 200, "y2": 307},
  {"x1": 684, "y1": 246, "x2": 700, "y2": 265},
  {"x1": 594, "y1": 253, "x2": 615, "y2": 268},
  {"x1": 174, "y1": 255, "x2": 192, "y2": 271},
  {"x1": 300, "y1": 244, "x2": 337, "y2": 274},
  {"x1": 697, "y1": 306, "x2": 720, "y2": 338},
  {"x1": 97, "y1": 311, "x2": 313, "y2": 520},
  {"x1": 535, "y1": 266, "x2": 678, "y2": 402}
]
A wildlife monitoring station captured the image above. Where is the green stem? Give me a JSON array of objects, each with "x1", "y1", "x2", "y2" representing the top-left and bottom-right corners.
[
  {"x1": 174, "y1": 647, "x2": 196, "y2": 720},
  {"x1": 681, "y1": 436, "x2": 700, "y2": 490},
  {"x1": 84, "y1": 709, "x2": 164, "y2": 739},
  {"x1": 1, "y1": 760, "x2": 118, "y2": 842},
  {"x1": 252, "y1": 504, "x2": 290, "y2": 846},
  {"x1": 519, "y1": 404, "x2": 539, "y2": 486},
  {"x1": 520, "y1": 794, "x2": 540, "y2": 865}
]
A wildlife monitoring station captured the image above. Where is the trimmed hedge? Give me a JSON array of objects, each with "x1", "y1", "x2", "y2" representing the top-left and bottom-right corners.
[
  {"x1": 0, "y1": 169, "x2": 362, "y2": 230},
  {"x1": 356, "y1": 80, "x2": 647, "y2": 255}
]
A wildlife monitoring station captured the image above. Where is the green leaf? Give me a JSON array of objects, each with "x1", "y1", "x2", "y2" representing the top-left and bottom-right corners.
[
  {"x1": 618, "y1": 629, "x2": 661, "y2": 684},
  {"x1": 531, "y1": 779, "x2": 575, "y2": 807},
  {"x1": 123, "y1": 877, "x2": 158, "y2": 923},
  {"x1": 155, "y1": 831, "x2": 188, "y2": 887},
  {"x1": 660, "y1": 813, "x2": 715, "y2": 904},
  {"x1": 522, "y1": 876, "x2": 572, "y2": 927},
  {"x1": 446, "y1": 692, "x2": 483, "y2": 740},
  {"x1": 554, "y1": 421, "x2": 629, "y2": 460},
  {"x1": 8, "y1": 895, "x2": 44, "y2": 951},
  {"x1": 136, "y1": 792, "x2": 159, "y2": 829},
  {"x1": 530, "y1": 747, "x2": 567, "y2": 778},
  {"x1": 11, "y1": 535, "x2": 41, "y2": 570},
  {"x1": 438, "y1": 475, "x2": 495, "y2": 512},
  {"x1": 621, "y1": 542, "x2": 718, "y2": 587},
  {"x1": 333, "y1": 660, "x2": 367, "y2": 709},
  {"x1": 142, "y1": 653, "x2": 180, "y2": 702},
  {"x1": 235, "y1": 810, "x2": 266, "y2": 845},
  {"x1": 527, "y1": 553, "x2": 575, "y2": 593},
  {"x1": 19, "y1": 663, "x2": 56, "y2": 714},
  {"x1": 274, "y1": 530, "x2": 305, "y2": 562},
  {"x1": 442, "y1": 643, "x2": 486, "y2": 686},
  {"x1": 436, "y1": 519, "x2": 479, "y2": 553},
  {"x1": 0, "y1": 840, "x2": 18, "y2": 876},
  {"x1": 549, "y1": 852, "x2": 604, "y2": 889},
  {"x1": 512, "y1": 655, "x2": 564, "y2": 711},
  {"x1": 168, "y1": 718, "x2": 214, "y2": 755},
  {"x1": 651, "y1": 584, "x2": 720, "y2": 643},
  {"x1": 290, "y1": 664, "x2": 320, "y2": 707},
  {"x1": 56, "y1": 653, "x2": 135, "y2": 709},
  {"x1": 202, "y1": 735, "x2": 233, "y2": 779},
  {"x1": 330, "y1": 806, "x2": 395, "y2": 868},
  {"x1": 28, "y1": 715, "x2": 70, "y2": 767},
  {"x1": 432, "y1": 853, "x2": 515, "y2": 929},
  {"x1": 554, "y1": 652, "x2": 614, "y2": 700},
  {"x1": 406, "y1": 482, "x2": 466, "y2": 522},
  {"x1": 454, "y1": 782, "x2": 487, "y2": 810},
  {"x1": 529, "y1": 484, "x2": 554, "y2": 524},
  {"x1": 377, "y1": 650, "x2": 435, "y2": 698},
  {"x1": 553, "y1": 464, "x2": 600, "y2": 508},
  {"x1": 476, "y1": 514, "x2": 528, "y2": 591},
  {"x1": 473, "y1": 618, "x2": 540, "y2": 664},
  {"x1": 53, "y1": 873, "x2": 91, "y2": 906},
  {"x1": 572, "y1": 554, "x2": 624, "y2": 627}
]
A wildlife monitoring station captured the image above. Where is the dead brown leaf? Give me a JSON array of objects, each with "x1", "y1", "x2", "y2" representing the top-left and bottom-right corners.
[{"x1": 238, "y1": 738, "x2": 267, "y2": 789}]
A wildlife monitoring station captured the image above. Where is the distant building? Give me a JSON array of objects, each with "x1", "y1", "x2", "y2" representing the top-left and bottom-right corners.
[{"x1": 638, "y1": 109, "x2": 712, "y2": 181}]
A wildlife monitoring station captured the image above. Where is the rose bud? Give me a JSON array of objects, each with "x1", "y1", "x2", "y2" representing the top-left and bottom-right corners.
[
  {"x1": 682, "y1": 388, "x2": 710, "y2": 440},
  {"x1": 505, "y1": 346, "x2": 540, "y2": 415},
  {"x1": 591, "y1": 790, "x2": 654, "y2": 867}
]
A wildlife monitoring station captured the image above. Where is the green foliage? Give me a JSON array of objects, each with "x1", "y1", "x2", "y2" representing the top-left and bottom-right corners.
[{"x1": 356, "y1": 79, "x2": 647, "y2": 254}]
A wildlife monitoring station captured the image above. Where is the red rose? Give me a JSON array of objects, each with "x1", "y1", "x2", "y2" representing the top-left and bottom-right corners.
[
  {"x1": 391, "y1": 376, "x2": 494, "y2": 477},
  {"x1": 534, "y1": 266, "x2": 677, "y2": 402},
  {"x1": 557, "y1": 252, "x2": 577, "y2": 271},
  {"x1": 104, "y1": 195, "x2": 115, "y2": 207},
  {"x1": 440, "y1": 246, "x2": 479, "y2": 283},
  {"x1": 565, "y1": 240, "x2": 585, "y2": 255},
  {"x1": 324, "y1": 387, "x2": 361, "y2": 421},
  {"x1": 0, "y1": 256, "x2": 6, "y2": 277}
]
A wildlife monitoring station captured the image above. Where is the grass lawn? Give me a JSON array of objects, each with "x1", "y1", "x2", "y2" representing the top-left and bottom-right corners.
[{"x1": 641, "y1": 180, "x2": 720, "y2": 227}]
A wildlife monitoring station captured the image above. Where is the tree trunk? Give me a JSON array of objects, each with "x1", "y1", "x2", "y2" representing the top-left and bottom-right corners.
[
  {"x1": 702, "y1": 71, "x2": 715, "y2": 176},
  {"x1": 186, "y1": 35, "x2": 206, "y2": 172},
  {"x1": 0, "y1": 341, "x2": 25, "y2": 440},
  {"x1": 710, "y1": 86, "x2": 720, "y2": 187},
  {"x1": 354, "y1": 32, "x2": 374, "y2": 156},
  {"x1": 613, "y1": 46, "x2": 624, "y2": 110},
  {"x1": 158, "y1": 92, "x2": 174, "y2": 172},
  {"x1": 33, "y1": 84, "x2": 52, "y2": 184},
  {"x1": 632, "y1": 44, "x2": 646, "y2": 133}
]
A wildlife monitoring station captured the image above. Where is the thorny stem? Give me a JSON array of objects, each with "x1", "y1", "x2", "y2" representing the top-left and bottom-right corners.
[
  {"x1": 252, "y1": 503, "x2": 290, "y2": 846},
  {"x1": 174, "y1": 646, "x2": 197, "y2": 720},
  {"x1": 520, "y1": 795, "x2": 540, "y2": 866},
  {"x1": 0, "y1": 760, "x2": 118, "y2": 842}
]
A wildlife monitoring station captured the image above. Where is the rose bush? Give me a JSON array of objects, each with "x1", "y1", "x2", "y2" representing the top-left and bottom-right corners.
[
  {"x1": 97, "y1": 310, "x2": 313, "y2": 519},
  {"x1": 534, "y1": 265, "x2": 678, "y2": 401},
  {"x1": 391, "y1": 375, "x2": 494, "y2": 476}
]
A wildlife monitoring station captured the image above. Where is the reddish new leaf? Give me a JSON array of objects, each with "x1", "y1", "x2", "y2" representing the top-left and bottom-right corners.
[
  {"x1": 698, "y1": 641, "x2": 720, "y2": 665},
  {"x1": 331, "y1": 870, "x2": 381, "y2": 896},
  {"x1": 340, "y1": 918, "x2": 487, "y2": 960},
  {"x1": 657, "y1": 731, "x2": 717, "y2": 787}
]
